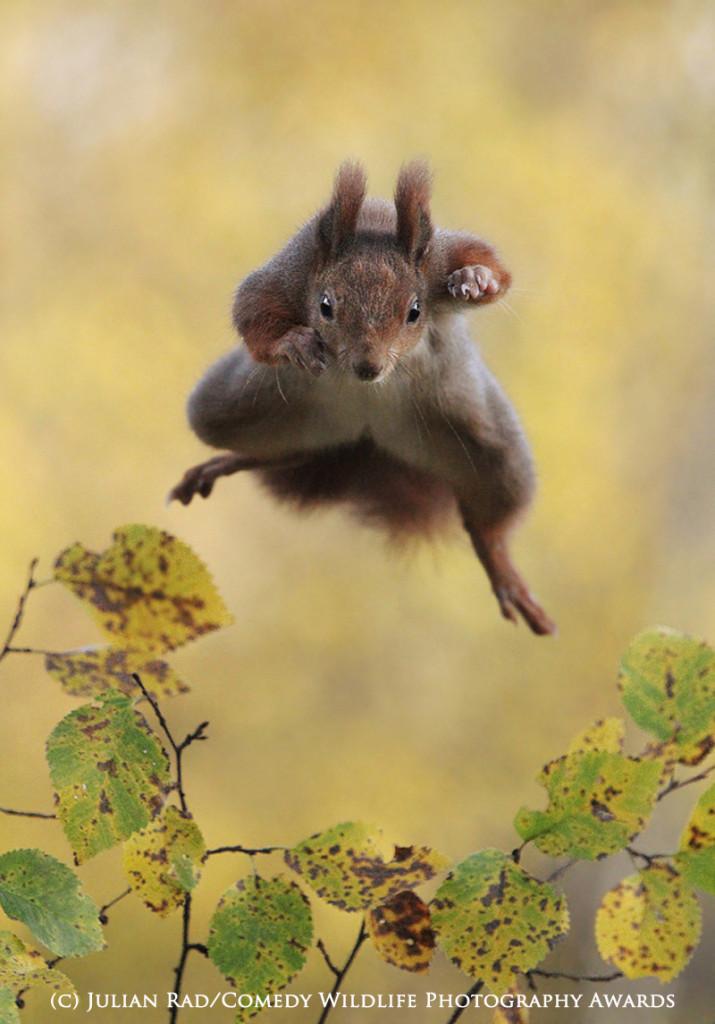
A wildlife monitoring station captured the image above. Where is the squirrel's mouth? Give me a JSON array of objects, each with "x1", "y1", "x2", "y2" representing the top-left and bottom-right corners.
[{"x1": 353, "y1": 360, "x2": 384, "y2": 383}]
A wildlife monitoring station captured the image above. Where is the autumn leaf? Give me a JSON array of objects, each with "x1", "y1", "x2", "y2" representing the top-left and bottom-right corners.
[
  {"x1": 208, "y1": 876, "x2": 312, "y2": 1021},
  {"x1": 122, "y1": 807, "x2": 205, "y2": 915},
  {"x1": 46, "y1": 693, "x2": 170, "y2": 864},
  {"x1": 367, "y1": 891, "x2": 435, "y2": 973},
  {"x1": 596, "y1": 863, "x2": 700, "y2": 981},
  {"x1": 0, "y1": 851, "x2": 104, "y2": 957},
  {"x1": 514, "y1": 749, "x2": 660, "y2": 859},
  {"x1": 54, "y1": 525, "x2": 233, "y2": 653},
  {"x1": 676, "y1": 783, "x2": 715, "y2": 895},
  {"x1": 45, "y1": 646, "x2": 189, "y2": 700},
  {"x1": 431, "y1": 849, "x2": 569, "y2": 994},
  {"x1": 285, "y1": 822, "x2": 449, "y2": 911},
  {"x1": 0, "y1": 987, "x2": 19, "y2": 1024},
  {"x1": 0, "y1": 931, "x2": 74, "y2": 1001},
  {"x1": 567, "y1": 718, "x2": 625, "y2": 755},
  {"x1": 619, "y1": 628, "x2": 715, "y2": 765}
]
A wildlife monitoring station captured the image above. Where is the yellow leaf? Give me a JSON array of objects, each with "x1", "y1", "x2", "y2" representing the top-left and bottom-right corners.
[
  {"x1": 45, "y1": 646, "x2": 189, "y2": 700},
  {"x1": 0, "y1": 931, "x2": 73, "y2": 999},
  {"x1": 595, "y1": 863, "x2": 701, "y2": 981},
  {"x1": 54, "y1": 525, "x2": 233, "y2": 652},
  {"x1": 367, "y1": 891, "x2": 435, "y2": 973},
  {"x1": 567, "y1": 718, "x2": 624, "y2": 755},
  {"x1": 123, "y1": 807, "x2": 205, "y2": 916}
]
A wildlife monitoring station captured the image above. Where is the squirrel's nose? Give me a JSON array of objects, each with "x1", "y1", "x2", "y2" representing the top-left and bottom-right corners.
[{"x1": 353, "y1": 360, "x2": 381, "y2": 382}]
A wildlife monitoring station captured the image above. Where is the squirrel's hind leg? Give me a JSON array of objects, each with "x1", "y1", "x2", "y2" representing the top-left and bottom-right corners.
[{"x1": 459, "y1": 509, "x2": 556, "y2": 636}]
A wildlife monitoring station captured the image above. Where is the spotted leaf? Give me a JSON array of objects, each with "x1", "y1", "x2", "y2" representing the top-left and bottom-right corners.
[
  {"x1": 514, "y1": 750, "x2": 660, "y2": 859},
  {"x1": 122, "y1": 807, "x2": 205, "y2": 916},
  {"x1": 46, "y1": 693, "x2": 171, "y2": 864},
  {"x1": 619, "y1": 627, "x2": 715, "y2": 765},
  {"x1": 567, "y1": 718, "x2": 625, "y2": 755},
  {"x1": 367, "y1": 891, "x2": 435, "y2": 973},
  {"x1": 595, "y1": 863, "x2": 700, "y2": 981},
  {"x1": 54, "y1": 525, "x2": 233, "y2": 653},
  {"x1": 208, "y1": 875, "x2": 312, "y2": 1021},
  {"x1": 285, "y1": 822, "x2": 449, "y2": 911},
  {"x1": 45, "y1": 646, "x2": 189, "y2": 700},
  {"x1": 676, "y1": 783, "x2": 715, "y2": 895},
  {"x1": 431, "y1": 849, "x2": 569, "y2": 994},
  {"x1": 0, "y1": 987, "x2": 18, "y2": 1024},
  {"x1": 0, "y1": 931, "x2": 74, "y2": 1001},
  {"x1": 0, "y1": 851, "x2": 103, "y2": 957}
]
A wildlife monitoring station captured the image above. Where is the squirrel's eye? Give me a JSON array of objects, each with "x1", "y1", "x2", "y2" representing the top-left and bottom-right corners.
[
  {"x1": 406, "y1": 298, "x2": 421, "y2": 324},
  {"x1": 319, "y1": 294, "x2": 334, "y2": 320}
]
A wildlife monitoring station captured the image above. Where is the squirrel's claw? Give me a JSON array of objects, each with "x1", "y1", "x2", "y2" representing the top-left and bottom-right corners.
[
  {"x1": 277, "y1": 326, "x2": 328, "y2": 377},
  {"x1": 448, "y1": 264, "x2": 500, "y2": 302}
]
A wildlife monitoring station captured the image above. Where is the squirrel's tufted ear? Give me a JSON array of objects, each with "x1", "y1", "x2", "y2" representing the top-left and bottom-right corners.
[
  {"x1": 317, "y1": 161, "x2": 367, "y2": 260},
  {"x1": 394, "y1": 160, "x2": 433, "y2": 264}
]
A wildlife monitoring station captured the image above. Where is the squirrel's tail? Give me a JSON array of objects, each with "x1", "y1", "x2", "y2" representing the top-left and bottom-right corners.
[{"x1": 258, "y1": 439, "x2": 454, "y2": 540}]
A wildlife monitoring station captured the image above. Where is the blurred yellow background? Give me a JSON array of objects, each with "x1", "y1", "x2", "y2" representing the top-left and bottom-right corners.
[{"x1": 1, "y1": 1, "x2": 713, "y2": 1021}]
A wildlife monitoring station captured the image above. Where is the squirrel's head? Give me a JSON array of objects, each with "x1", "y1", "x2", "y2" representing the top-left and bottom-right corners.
[{"x1": 311, "y1": 161, "x2": 433, "y2": 383}]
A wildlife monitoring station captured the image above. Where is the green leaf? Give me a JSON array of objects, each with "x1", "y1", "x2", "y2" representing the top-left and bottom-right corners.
[
  {"x1": 45, "y1": 646, "x2": 189, "y2": 700},
  {"x1": 122, "y1": 807, "x2": 205, "y2": 916},
  {"x1": 54, "y1": 525, "x2": 233, "y2": 653},
  {"x1": 431, "y1": 849, "x2": 569, "y2": 994},
  {"x1": 208, "y1": 876, "x2": 312, "y2": 1021},
  {"x1": 285, "y1": 822, "x2": 449, "y2": 911},
  {"x1": 0, "y1": 987, "x2": 19, "y2": 1024},
  {"x1": 0, "y1": 851, "x2": 104, "y2": 957},
  {"x1": 0, "y1": 931, "x2": 74, "y2": 1000},
  {"x1": 367, "y1": 891, "x2": 435, "y2": 973},
  {"x1": 676, "y1": 783, "x2": 715, "y2": 895},
  {"x1": 46, "y1": 693, "x2": 170, "y2": 864},
  {"x1": 595, "y1": 863, "x2": 701, "y2": 981},
  {"x1": 514, "y1": 749, "x2": 660, "y2": 859},
  {"x1": 619, "y1": 627, "x2": 715, "y2": 764}
]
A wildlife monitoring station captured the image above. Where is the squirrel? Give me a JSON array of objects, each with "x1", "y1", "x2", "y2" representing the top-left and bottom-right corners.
[{"x1": 169, "y1": 161, "x2": 555, "y2": 636}]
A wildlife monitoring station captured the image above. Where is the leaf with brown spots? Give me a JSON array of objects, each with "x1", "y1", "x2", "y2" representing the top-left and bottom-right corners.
[
  {"x1": 0, "y1": 931, "x2": 74, "y2": 1003},
  {"x1": 54, "y1": 525, "x2": 233, "y2": 653},
  {"x1": 46, "y1": 693, "x2": 171, "y2": 864},
  {"x1": 45, "y1": 646, "x2": 189, "y2": 700},
  {"x1": 122, "y1": 807, "x2": 205, "y2": 916},
  {"x1": 0, "y1": 986, "x2": 18, "y2": 1024},
  {"x1": 285, "y1": 822, "x2": 449, "y2": 911},
  {"x1": 0, "y1": 851, "x2": 104, "y2": 957},
  {"x1": 431, "y1": 849, "x2": 569, "y2": 995},
  {"x1": 619, "y1": 627, "x2": 715, "y2": 765},
  {"x1": 567, "y1": 718, "x2": 625, "y2": 755},
  {"x1": 676, "y1": 783, "x2": 715, "y2": 895},
  {"x1": 514, "y1": 750, "x2": 661, "y2": 859},
  {"x1": 595, "y1": 863, "x2": 701, "y2": 981},
  {"x1": 367, "y1": 891, "x2": 435, "y2": 973},
  {"x1": 208, "y1": 875, "x2": 312, "y2": 1021}
]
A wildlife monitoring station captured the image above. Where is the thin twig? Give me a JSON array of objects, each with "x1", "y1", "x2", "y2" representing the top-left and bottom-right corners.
[
  {"x1": 204, "y1": 844, "x2": 286, "y2": 859},
  {"x1": 529, "y1": 968, "x2": 623, "y2": 984},
  {"x1": 169, "y1": 894, "x2": 193, "y2": 1024},
  {"x1": 0, "y1": 805, "x2": 56, "y2": 820},
  {"x1": 316, "y1": 939, "x2": 340, "y2": 977},
  {"x1": 545, "y1": 858, "x2": 577, "y2": 883},
  {"x1": 625, "y1": 847, "x2": 671, "y2": 867},
  {"x1": 131, "y1": 673, "x2": 208, "y2": 814},
  {"x1": 316, "y1": 921, "x2": 368, "y2": 1024},
  {"x1": 444, "y1": 981, "x2": 484, "y2": 1024},
  {"x1": 0, "y1": 559, "x2": 39, "y2": 667},
  {"x1": 98, "y1": 887, "x2": 132, "y2": 923},
  {"x1": 657, "y1": 762, "x2": 715, "y2": 802}
]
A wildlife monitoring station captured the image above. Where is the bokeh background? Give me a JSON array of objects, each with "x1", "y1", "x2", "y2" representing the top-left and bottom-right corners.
[{"x1": 1, "y1": 1, "x2": 714, "y2": 1021}]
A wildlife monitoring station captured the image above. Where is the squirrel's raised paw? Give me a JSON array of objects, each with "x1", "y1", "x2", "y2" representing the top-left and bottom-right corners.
[
  {"x1": 277, "y1": 326, "x2": 328, "y2": 377},
  {"x1": 448, "y1": 265, "x2": 501, "y2": 302},
  {"x1": 167, "y1": 454, "x2": 247, "y2": 506}
]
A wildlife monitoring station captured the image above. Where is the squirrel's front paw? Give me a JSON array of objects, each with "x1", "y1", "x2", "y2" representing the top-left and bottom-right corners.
[
  {"x1": 447, "y1": 265, "x2": 501, "y2": 302},
  {"x1": 277, "y1": 326, "x2": 328, "y2": 377}
]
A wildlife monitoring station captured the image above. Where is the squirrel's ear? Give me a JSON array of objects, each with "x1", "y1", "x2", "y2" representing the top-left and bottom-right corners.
[
  {"x1": 317, "y1": 161, "x2": 367, "y2": 260},
  {"x1": 394, "y1": 160, "x2": 433, "y2": 264}
]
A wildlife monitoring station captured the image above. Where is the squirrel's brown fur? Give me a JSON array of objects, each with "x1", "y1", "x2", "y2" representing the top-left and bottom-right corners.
[{"x1": 170, "y1": 161, "x2": 554, "y2": 635}]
